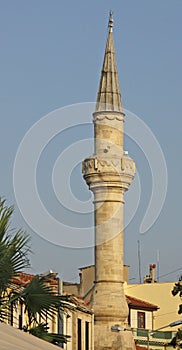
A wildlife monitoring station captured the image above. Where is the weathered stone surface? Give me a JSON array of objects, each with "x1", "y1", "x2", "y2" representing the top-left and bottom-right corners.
[
  {"x1": 82, "y1": 12, "x2": 136, "y2": 350},
  {"x1": 94, "y1": 324, "x2": 136, "y2": 350}
]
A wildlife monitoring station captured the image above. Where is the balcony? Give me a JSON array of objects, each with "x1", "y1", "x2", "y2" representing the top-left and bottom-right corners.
[{"x1": 131, "y1": 328, "x2": 175, "y2": 349}]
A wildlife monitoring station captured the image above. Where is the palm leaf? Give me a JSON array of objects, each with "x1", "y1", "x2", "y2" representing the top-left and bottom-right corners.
[
  {"x1": 28, "y1": 323, "x2": 70, "y2": 344},
  {"x1": 0, "y1": 199, "x2": 14, "y2": 242},
  {"x1": 19, "y1": 275, "x2": 64, "y2": 325},
  {"x1": 0, "y1": 198, "x2": 30, "y2": 320}
]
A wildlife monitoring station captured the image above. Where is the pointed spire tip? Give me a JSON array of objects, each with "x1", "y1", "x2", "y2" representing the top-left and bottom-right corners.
[
  {"x1": 108, "y1": 11, "x2": 114, "y2": 32},
  {"x1": 95, "y1": 11, "x2": 123, "y2": 113}
]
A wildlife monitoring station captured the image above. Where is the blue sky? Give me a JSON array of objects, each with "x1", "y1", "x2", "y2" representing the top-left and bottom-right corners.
[{"x1": 1, "y1": 1, "x2": 182, "y2": 283}]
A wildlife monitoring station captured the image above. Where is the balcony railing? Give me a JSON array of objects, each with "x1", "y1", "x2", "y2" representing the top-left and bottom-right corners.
[{"x1": 131, "y1": 327, "x2": 175, "y2": 342}]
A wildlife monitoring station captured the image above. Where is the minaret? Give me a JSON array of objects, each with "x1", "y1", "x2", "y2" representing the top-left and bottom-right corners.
[{"x1": 83, "y1": 12, "x2": 136, "y2": 350}]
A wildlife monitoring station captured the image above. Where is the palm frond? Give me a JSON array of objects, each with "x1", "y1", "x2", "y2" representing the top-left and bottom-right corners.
[
  {"x1": 28, "y1": 323, "x2": 70, "y2": 344},
  {"x1": 0, "y1": 198, "x2": 30, "y2": 309},
  {"x1": 19, "y1": 276, "x2": 63, "y2": 325},
  {"x1": 0, "y1": 198, "x2": 14, "y2": 242}
]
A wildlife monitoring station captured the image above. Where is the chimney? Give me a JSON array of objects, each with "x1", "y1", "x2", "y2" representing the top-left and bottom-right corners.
[
  {"x1": 143, "y1": 264, "x2": 156, "y2": 283},
  {"x1": 149, "y1": 264, "x2": 156, "y2": 283}
]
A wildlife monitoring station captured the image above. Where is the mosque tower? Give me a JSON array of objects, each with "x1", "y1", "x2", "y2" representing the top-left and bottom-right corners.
[{"x1": 82, "y1": 12, "x2": 136, "y2": 350}]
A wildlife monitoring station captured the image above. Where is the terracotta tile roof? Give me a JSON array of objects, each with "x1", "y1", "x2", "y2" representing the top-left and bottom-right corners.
[
  {"x1": 10, "y1": 272, "x2": 58, "y2": 288},
  {"x1": 11, "y1": 272, "x2": 34, "y2": 285},
  {"x1": 56, "y1": 294, "x2": 93, "y2": 314},
  {"x1": 126, "y1": 295, "x2": 159, "y2": 311},
  {"x1": 11, "y1": 272, "x2": 92, "y2": 314}
]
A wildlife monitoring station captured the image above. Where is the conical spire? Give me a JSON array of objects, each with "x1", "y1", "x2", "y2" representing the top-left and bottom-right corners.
[{"x1": 95, "y1": 12, "x2": 123, "y2": 113}]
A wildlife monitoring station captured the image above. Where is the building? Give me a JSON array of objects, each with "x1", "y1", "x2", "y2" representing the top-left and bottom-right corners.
[
  {"x1": 5, "y1": 271, "x2": 94, "y2": 350},
  {"x1": 127, "y1": 296, "x2": 175, "y2": 349},
  {"x1": 60, "y1": 295, "x2": 94, "y2": 350},
  {"x1": 127, "y1": 295, "x2": 159, "y2": 330},
  {"x1": 124, "y1": 265, "x2": 181, "y2": 331},
  {"x1": 63, "y1": 265, "x2": 130, "y2": 300},
  {"x1": 64, "y1": 265, "x2": 177, "y2": 349},
  {"x1": 82, "y1": 12, "x2": 136, "y2": 350}
]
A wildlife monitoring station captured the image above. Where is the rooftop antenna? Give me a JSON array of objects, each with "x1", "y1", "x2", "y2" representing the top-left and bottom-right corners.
[
  {"x1": 137, "y1": 240, "x2": 142, "y2": 283},
  {"x1": 157, "y1": 249, "x2": 160, "y2": 282}
]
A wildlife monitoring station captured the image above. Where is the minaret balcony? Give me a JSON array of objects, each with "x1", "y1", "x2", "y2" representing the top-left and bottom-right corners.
[{"x1": 82, "y1": 155, "x2": 135, "y2": 193}]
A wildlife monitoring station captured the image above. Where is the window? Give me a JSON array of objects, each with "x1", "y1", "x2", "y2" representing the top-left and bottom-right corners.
[
  {"x1": 85, "y1": 321, "x2": 89, "y2": 350},
  {"x1": 137, "y1": 311, "x2": 145, "y2": 329},
  {"x1": 78, "y1": 318, "x2": 82, "y2": 350},
  {"x1": 128, "y1": 307, "x2": 131, "y2": 326},
  {"x1": 19, "y1": 301, "x2": 23, "y2": 329},
  {"x1": 8, "y1": 303, "x2": 13, "y2": 326}
]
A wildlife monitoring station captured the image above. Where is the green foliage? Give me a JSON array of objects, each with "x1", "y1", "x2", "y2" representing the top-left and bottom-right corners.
[
  {"x1": 171, "y1": 276, "x2": 182, "y2": 314},
  {"x1": 171, "y1": 277, "x2": 182, "y2": 348},
  {"x1": 168, "y1": 330, "x2": 182, "y2": 349},
  {"x1": 0, "y1": 198, "x2": 30, "y2": 320},
  {"x1": 178, "y1": 330, "x2": 182, "y2": 340},
  {"x1": 25, "y1": 323, "x2": 70, "y2": 344},
  {"x1": 18, "y1": 276, "x2": 70, "y2": 344},
  {"x1": 0, "y1": 198, "x2": 30, "y2": 294},
  {"x1": 18, "y1": 275, "x2": 63, "y2": 325},
  {"x1": 0, "y1": 197, "x2": 70, "y2": 345}
]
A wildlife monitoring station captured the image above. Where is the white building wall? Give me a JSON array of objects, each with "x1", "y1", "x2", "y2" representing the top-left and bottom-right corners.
[
  {"x1": 5, "y1": 293, "x2": 93, "y2": 350},
  {"x1": 66, "y1": 313, "x2": 72, "y2": 350},
  {"x1": 125, "y1": 282, "x2": 180, "y2": 330},
  {"x1": 130, "y1": 309, "x2": 137, "y2": 328}
]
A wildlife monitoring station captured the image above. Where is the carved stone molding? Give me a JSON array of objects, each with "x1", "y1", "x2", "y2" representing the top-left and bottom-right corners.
[
  {"x1": 82, "y1": 155, "x2": 135, "y2": 194},
  {"x1": 93, "y1": 113, "x2": 124, "y2": 122},
  {"x1": 82, "y1": 156, "x2": 135, "y2": 177}
]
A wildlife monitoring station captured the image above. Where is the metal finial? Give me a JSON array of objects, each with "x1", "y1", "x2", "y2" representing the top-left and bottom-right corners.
[{"x1": 108, "y1": 11, "x2": 114, "y2": 31}]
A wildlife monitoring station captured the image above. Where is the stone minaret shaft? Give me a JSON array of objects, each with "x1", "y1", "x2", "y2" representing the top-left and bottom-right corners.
[{"x1": 83, "y1": 13, "x2": 135, "y2": 350}]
